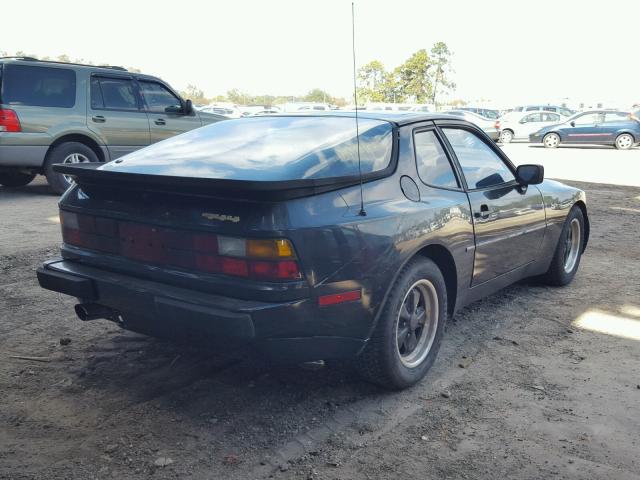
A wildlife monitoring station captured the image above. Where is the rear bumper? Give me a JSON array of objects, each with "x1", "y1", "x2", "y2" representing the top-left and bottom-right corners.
[
  {"x1": 37, "y1": 259, "x2": 367, "y2": 362},
  {"x1": 0, "y1": 145, "x2": 48, "y2": 167}
]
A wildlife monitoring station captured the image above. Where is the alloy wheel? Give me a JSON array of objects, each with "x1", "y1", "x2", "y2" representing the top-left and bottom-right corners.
[
  {"x1": 396, "y1": 279, "x2": 439, "y2": 368},
  {"x1": 563, "y1": 218, "x2": 581, "y2": 273},
  {"x1": 62, "y1": 153, "x2": 90, "y2": 185}
]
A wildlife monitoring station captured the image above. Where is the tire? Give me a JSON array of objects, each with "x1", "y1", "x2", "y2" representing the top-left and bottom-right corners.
[
  {"x1": 44, "y1": 142, "x2": 99, "y2": 194},
  {"x1": 543, "y1": 132, "x2": 560, "y2": 148},
  {"x1": 355, "y1": 257, "x2": 447, "y2": 390},
  {"x1": 0, "y1": 171, "x2": 36, "y2": 187},
  {"x1": 614, "y1": 133, "x2": 634, "y2": 150},
  {"x1": 500, "y1": 129, "x2": 514, "y2": 144},
  {"x1": 542, "y1": 206, "x2": 585, "y2": 286}
]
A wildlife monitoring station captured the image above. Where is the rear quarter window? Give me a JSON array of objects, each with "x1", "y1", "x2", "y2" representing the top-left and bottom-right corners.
[{"x1": 1, "y1": 64, "x2": 76, "y2": 108}]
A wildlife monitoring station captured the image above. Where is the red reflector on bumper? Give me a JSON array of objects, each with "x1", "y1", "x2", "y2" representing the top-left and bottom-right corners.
[{"x1": 318, "y1": 290, "x2": 361, "y2": 307}]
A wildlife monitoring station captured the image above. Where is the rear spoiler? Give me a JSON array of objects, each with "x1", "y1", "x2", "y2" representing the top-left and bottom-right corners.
[{"x1": 53, "y1": 162, "x2": 370, "y2": 200}]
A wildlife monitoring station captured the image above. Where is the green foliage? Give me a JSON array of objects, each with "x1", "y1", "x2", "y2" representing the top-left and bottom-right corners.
[{"x1": 356, "y1": 43, "x2": 455, "y2": 105}]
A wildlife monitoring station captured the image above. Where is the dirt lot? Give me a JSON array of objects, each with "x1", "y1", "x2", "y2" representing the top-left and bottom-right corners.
[{"x1": 1, "y1": 169, "x2": 639, "y2": 479}]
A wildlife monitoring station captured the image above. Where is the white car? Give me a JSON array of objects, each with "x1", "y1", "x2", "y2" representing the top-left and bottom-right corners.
[
  {"x1": 498, "y1": 111, "x2": 563, "y2": 143},
  {"x1": 200, "y1": 105, "x2": 243, "y2": 118}
]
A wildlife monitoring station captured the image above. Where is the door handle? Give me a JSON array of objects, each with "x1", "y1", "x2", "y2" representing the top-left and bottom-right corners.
[
  {"x1": 91, "y1": 115, "x2": 106, "y2": 123},
  {"x1": 154, "y1": 118, "x2": 166, "y2": 125},
  {"x1": 474, "y1": 204, "x2": 490, "y2": 220}
]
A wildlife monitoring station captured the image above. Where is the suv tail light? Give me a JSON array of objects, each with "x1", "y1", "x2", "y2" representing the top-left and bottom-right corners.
[
  {"x1": 0, "y1": 109, "x2": 21, "y2": 132},
  {"x1": 60, "y1": 210, "x2": 302, "y2": 281},
  {"x1": 495, "y1": 120, "x2": 501, "y2": 130}
]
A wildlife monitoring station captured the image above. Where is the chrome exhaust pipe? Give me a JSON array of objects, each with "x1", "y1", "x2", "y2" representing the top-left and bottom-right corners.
[{"x1": 74, "y1": 303, "x2": 117, "y2": 321}]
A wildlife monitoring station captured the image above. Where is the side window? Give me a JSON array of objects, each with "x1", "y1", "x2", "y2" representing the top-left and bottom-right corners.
[
  {"x1": 2, "y1": 65, "x2": 76, "y2": 108},
  {"x1": 525, "y1": 106, "x2": 538, "y2": 111},
  {"x1": 605, "y1": 112, "x2": 628, "y2": 123},
  {"x1": 522, "y1": 113, "x2": 542, "y2": 123},
  {"x1": 442, "y1": 128, "x2": 515, "y2": 189},
  {"x1": 413, "y1": 130, "x2": 459, "y2": 189},
  {"x1": 542, "y1": 113, "x2": 560, "y2": 122},
  {"x1": 573, "y1": 113, "x2": 602, "y2": 125},
  {"x1": 139, "y1": 81, "x2": 182, "y2": 113},
  {"x1": 94, "y1": 77, "x2": 139, "y2": 111}
]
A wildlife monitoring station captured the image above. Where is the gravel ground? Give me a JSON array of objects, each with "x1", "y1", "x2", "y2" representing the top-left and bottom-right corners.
[{"x1": 1, "y1": 168, "x2": 639, "y2": 479}]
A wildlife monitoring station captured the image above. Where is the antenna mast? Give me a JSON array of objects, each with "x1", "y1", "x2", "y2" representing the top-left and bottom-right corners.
[{"x1": 352, "y1": 2, "x2": 366, "y2": 217}]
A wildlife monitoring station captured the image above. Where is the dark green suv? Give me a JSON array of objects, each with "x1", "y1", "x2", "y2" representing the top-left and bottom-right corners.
[{"x1": 0, "y1": 57, "x2": 224, "y2": 193}]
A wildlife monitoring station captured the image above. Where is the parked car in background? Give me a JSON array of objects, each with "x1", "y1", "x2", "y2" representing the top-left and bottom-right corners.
[
  {"x1": 0, "y1": 57, "x2": 224, "y2": 193},
  {"x1": 530, "y1": 110, "x2": 639, "y2": 149},
  {"x1": 510, "y1": 105, "x2": 574, "y2": 117},
  {"x1": 252, "y1": 109, "x2": 280, "y2": 116},
  {"x1": 200, "y1": 105, "x2": 243, "y2": 118},
  {"x1": 498, "y1": 111, "x2": 563, "y2": 143},
  {"x1": 457, "y1": 107, "x2": 500, "y2": 119},
  {"x1": 38, "y1": 112, "x2": 588, "y2": 390},
  {"x1": 446, "y1": 110, "x2": 500, "y2": 141}
]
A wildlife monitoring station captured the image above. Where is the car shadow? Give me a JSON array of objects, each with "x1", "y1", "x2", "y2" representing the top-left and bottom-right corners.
[{"x1": 0, "y1": 176, "x2": 57, "y2": 197}]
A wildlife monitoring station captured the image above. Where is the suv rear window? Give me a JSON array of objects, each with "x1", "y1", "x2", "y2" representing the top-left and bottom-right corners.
[
  {"x1": 1, "y1": 64, "x2": 76, "y2": 108},
  {"x1": 105, "y1": 116, "x2": 394, "y2": 181}
]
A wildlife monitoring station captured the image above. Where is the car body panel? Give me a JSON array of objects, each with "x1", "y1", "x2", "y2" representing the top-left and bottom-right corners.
[
  {"x1": 529, "y1": 110, "x2": 640, "y2": 145},
  {"x1": 0, "y1": 58, "x2": 224, "y2": 169},
  {"x1": 38, "y1": 113, "x2": 588, "y2": 361},
  {"x1": 500, "y1": 111, "x2": 562, "y2": 140}
]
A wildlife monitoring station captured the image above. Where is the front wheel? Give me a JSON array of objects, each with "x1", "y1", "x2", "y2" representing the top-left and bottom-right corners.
[
  {"x1": 615, "y1": 133, "x2": 634, "y2": 150},
  {"x1": 0, "y1": 171, "x2": 36, "y2": 187},
  {"x1": 355, "y1": 258, "x2": 447, "y2": 390},
  {"x1": 543, "y1": 132, "x2": 560, "y2": 148},
  {"x1": 500, "y1": 130, "x2": 514, "y2": 143},
  {"x1": 542, "y1": 206, "x2": 585, "y2": 286}
]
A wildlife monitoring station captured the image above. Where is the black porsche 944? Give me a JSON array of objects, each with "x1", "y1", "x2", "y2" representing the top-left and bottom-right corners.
[{"x1": 38, "y1": 113, "x2": 589, "y2": 389}]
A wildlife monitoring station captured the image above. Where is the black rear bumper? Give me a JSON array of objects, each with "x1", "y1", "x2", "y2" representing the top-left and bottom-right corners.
[{"x1": 37, "y1": 259, "x2": 366, "y2": 362}]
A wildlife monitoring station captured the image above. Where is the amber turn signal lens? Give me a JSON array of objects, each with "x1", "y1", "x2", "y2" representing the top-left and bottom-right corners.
[{"x1": 247, "y1": 239, "x2": 294, "y2": 258}]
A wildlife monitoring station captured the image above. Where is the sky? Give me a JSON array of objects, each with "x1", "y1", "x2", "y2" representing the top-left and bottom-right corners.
[{"x1": 4, "y1": 0, "x2": 640, "y2": 107}]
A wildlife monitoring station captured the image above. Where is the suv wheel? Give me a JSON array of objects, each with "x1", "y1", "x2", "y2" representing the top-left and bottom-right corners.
[
  {"x1": 0, "y1": 171, "x2": 36, "y2": 187},
  {"x1": 355, "y1": 258, "x2": 447, "y2": 390},
  {"x1": 45, "y1": 142, "x2": 99, "y2": 194}
]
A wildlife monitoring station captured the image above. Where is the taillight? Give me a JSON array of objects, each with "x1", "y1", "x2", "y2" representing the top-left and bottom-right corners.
[
  {"x1": 60, "y1": 210, "x2": 302, "y2": 281},
  {"x1": 495, "y1": 120, "x2": 500, "y2": 130},
  {"x1": 0, "y1": 109, "x2": 21, "y2": 132}
]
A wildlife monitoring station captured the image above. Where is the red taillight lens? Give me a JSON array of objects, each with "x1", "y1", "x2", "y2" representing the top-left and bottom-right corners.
[
  {"x1": 0, "y1": 109, "x2": 21, "y2": 132},
  {"x1": 318, "y1": 290, "x2": 361, "y2": 307},
  {"x1": 59, "y1": 210, "x2": 302, "y2": 282},
  {"x1": 495, "y1": 120, "x2": 500, "y2": 130}
]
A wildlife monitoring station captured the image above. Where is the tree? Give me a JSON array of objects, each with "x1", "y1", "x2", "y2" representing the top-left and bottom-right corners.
[
  {"x1": 303, "y1": 88, "x2": 332, "y2": 103},
  {"x1": 429, "y1": 42, "x2": 455, "y2": 107},
  {"x1": 395, "y1": 49, "x2": 433, "y2": 103}
]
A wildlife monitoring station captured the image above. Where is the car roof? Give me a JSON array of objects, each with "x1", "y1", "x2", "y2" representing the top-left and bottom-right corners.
[
  {"x1": 292, "y1": 110, "x2": 466, "y2": 126},
  {"x1": 0, "y1": 57, "x2": 162, "y2": 81}
]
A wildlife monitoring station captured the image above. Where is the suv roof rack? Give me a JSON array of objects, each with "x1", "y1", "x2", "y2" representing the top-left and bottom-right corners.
[{"x1": 0, "y1": 56, "x2": 127, "y2": 71}]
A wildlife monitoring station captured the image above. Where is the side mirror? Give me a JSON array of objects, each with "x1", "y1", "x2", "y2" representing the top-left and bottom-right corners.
[
  {"x1": 516, "y1": 164, "x2": 544, "y2": 185},
  {"x1": 184, "y1": 99, "x2": 193, "y2": 115},
  {"x1": 570, "y1": 120, "x2": 575, "y2": 127},
  {"x1": 164, "y1": 105, "x2": 182, "y2": 114}
]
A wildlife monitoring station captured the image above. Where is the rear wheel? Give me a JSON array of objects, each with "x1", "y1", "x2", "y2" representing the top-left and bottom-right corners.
[
  {"x1": 500, "y1": 129, "x2": 514, "y2": 143},
  {"x1": 355, "y1": 258, "x2": 447, "y2": 390},
  {"x1": 542, "y1": 206, "x2": 584, "y2": 286},
  {"x1": 0, "y1": 171, "x2": 36, "y2": 187},
  {"x1": 45, "y1": 142, "x2": 99, "y2": 194},
  {"x1": 615, "y1": 133, "x2": 634, "y2": 150},
  {"x1": 543, "y1": 132, "x2": 560, "y2": 148}
]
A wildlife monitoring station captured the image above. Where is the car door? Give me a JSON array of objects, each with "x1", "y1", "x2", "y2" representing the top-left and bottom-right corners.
[
  {"x1": 137, "y1": 79, "x2": 201, "y2": 143},
  {"x1": 439, "y1": 125, "x2": 546, "y2": 286},
  {"x1": 602, "y1": 112, "x2": 631, "y2": 142},
  {"x1": 561, "y1": 112, "x2": 606, "y2": 143},
  {"x1": 516, "y1": 112, "x2": 543, "y2": 138},
  {"x1": 88, "y1": 75, "x2": 151, "y2": 159}
]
